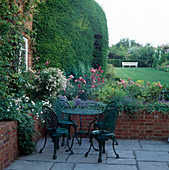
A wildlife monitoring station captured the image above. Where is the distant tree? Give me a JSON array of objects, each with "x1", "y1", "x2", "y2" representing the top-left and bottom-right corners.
[{"x1": 115, "y1": 38, "x2": 141, "y2": 49}]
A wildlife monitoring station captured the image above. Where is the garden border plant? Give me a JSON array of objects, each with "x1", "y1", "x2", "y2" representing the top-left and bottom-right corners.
[{"x1": 0, "y1": 0, "x2": 43, "y2": 155}]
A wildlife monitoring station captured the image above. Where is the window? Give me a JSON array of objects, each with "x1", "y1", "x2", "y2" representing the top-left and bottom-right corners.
[{"x1": 20, "y1": 37, "x2": 28, "y2": 70}]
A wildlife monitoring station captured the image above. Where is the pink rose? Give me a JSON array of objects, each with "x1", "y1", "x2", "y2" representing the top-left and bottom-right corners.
[
  {"x1": 45, "y1": 61, "x2": 49, "y2": 65},
  {"x1": 102, "y1": 77, "x2": 104, "y2": 83}
]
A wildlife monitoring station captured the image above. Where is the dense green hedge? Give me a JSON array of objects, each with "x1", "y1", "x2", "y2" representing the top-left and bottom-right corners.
[
  {"x1": 107, "y1": 59, "x2": 147, "y2": 67},
  {"x1": 33, "y1": 0, "x2": 108, "y2": 75}
]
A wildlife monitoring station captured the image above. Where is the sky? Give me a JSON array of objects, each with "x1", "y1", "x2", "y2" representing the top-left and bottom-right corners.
[{"x1": 95, "y1": 0, "x2": 169, "y2": 47}]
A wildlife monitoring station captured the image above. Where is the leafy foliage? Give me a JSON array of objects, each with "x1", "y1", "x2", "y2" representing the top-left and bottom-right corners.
[
  {"x1": 95, "y1": 78, "x2": 169, "y2": 117},
  {"x1": 33, "y1": 0, "x2": 108, "y2": 74}
]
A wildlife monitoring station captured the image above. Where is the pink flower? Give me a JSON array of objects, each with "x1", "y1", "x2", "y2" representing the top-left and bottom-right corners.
[
  {"x1": 128, "y1": 78, "x2": 131, "y2": 81},
  {"x1": 124, "y1": 84, "x2": 127, "y2": 89},
  {"x1": 100, "y1": 70, "x2": 103, "y2": 73},
  {"x1": 146, "y1": 82, "x2": 150, "y2": 85},
  {"x1": 82, "y1": 90, "x2": 84, "y2": 93},
  {"x1": 137, "y1": 84, "x2": 140, "y2": 87},
  {"x1": 91, "y1": 85, "x2": 95, "y2": 88},
  {"x1": 122, "y1": 80, "x2": 126, "y2": 84},
  {"x1": 98, "y1": 66, "x2": 101, "y2": 70},
  {"x1": 102, "y1": 77, "x2": 104, "y2": 83},
  {"x1": 97, "y1": 77, "x2": 101, "y2": 82},
  {"x1": 79, "y1": 77, "x2": 82, "y2": 80},
  {"x1": 158, "y1": 83, "x2": 162, "y2": 89},
  {"x1": 45, "y1": 61, "x2": 50, "y2": 65},
  {"x1": 75, "y1": 80, "x2": 78, "y2": 83},
  {"x1": 78, "y1": 84, "x2": 81, "y2": 88},
  {"x1": 69, "y1": 75, "x2": 74, "y2": 79}
]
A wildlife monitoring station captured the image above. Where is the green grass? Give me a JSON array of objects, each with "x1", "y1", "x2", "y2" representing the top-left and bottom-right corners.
[{"x1": 115, "y1": 68, "x2": 169, "y2": 85}]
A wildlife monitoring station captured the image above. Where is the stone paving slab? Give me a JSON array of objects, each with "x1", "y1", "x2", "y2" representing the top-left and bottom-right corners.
[
  {"x1": 51, "y1": 163, "x2": 74, "y2": 170},
  {"x1": 106, "y1": 139, "x2": 142, "y2": 151},
  {"x1": 107, "y1": 158, "x2": 136, "y2": 165},
  {"x1": 18, "y1": 148, "x2": 70, "y2": 162},
  {"x1": 6, "y1": 160, "x2": 53, "y2": 170},
  {"x1": 67, "y1": 153, "x2": 106, "y2": 164},
  {"x1": 107, "y1": 150, "x2": 134, "y2": 158},
  {"x1": 138, "y1": 162, "x2": 169, "y2": 170},
  {"x1": 135, "y1": 151, "x2": 169, "y2": 162},
  {"x1": 141, "y1": 144, "x2": 169, "y2": 151},
  {"x1": 74, "y1": 164, "x2": 137, "y2": 170}
]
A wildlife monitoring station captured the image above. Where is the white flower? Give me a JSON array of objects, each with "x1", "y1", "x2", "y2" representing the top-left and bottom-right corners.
[
  {"x1": 31, "y1": 101, "x2": 35, "y2": 106},
  {"x1": 25, "y1": 97, "x2": 30, "y2": 102}
]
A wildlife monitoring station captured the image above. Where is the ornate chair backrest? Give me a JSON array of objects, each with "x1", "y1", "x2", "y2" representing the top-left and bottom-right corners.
[
  {"x1": 42, "y1": 106, "x2": 59, "y2": 132},
  {"x1": 55, "y1": 99, "x2": 71, "y2": 121},
  {"x1": 97, "y1": 100, "x2": 118, "y2": 133}
]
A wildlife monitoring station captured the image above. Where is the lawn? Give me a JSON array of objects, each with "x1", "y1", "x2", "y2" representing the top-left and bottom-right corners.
[{"x1": 115, "y1": 68, "x2": 169, "y2": 85}]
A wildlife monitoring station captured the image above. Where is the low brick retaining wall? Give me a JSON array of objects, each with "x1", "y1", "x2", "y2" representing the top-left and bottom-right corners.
[
  {"x1": 70, "y1": 111, "x2": 169, "y2": 140},
  {"x1": 0, "y1": 121, "x2": 18, "y2": 170},
  {"x1": 0, "y1": 117, "x2": 45, "y2": 170},
  {"x1": 116, "y1": 111, "x2": 169, "y2": 140}
]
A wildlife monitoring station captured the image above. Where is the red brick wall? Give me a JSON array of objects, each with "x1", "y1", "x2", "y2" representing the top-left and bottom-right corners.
[
  {"x1": 0, "y1": 121, "x2": 19, "y2": 170},
  {"x1": 0, "y1": 118, "x2": 45, "y2": 170},
  {"x1": 69, "y1": 111, "x2": 169, "y2": 140},
  {"x1": 115, "y1": 111, "x2": 169, "y2": 140}
]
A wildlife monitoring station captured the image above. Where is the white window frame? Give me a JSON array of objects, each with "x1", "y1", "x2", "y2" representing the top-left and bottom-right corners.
[{"x1": 20, "y1": 37, "x2": 28, "y2": 70}]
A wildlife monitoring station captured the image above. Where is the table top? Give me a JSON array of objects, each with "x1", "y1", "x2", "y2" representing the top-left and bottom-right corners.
[{"x1": 62, "y1": 108, "x2": 103, "y2": 115}]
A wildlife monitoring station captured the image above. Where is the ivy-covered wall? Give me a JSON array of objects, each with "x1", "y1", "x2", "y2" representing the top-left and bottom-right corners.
[{"x1": 33, "y1": 0, "x2": 108, "y2": 74}]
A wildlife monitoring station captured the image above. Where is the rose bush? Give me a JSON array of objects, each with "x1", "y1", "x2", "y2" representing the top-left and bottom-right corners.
[{"x1": 61, "y1": 66, "x2": 104, "y2": 100}]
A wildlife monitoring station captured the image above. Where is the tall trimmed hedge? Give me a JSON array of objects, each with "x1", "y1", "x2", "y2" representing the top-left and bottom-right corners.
[{"x1": 33, "y1": 0, "x2": 108, "y2": 74}]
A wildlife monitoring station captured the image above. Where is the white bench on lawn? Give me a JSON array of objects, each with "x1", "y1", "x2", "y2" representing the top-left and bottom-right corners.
[{"x1": 122, "y1": 62, "x2": 138, "y2": 67}]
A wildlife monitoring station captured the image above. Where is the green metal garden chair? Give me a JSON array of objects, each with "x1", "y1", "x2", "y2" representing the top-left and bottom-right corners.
[
  {"x1": 55, "y1": 99, "x2": 77, "y2": 146},
  {"x1": 85, "y1": 100, "x2": 119, "y2": 163},
  {"x1": 39, "y1": 106, "x2": 73, "y2": 159}
]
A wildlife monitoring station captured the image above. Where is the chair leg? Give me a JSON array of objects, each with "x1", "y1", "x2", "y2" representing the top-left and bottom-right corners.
[
  {"x1": 53, "y1": 136, "x2": 58, "y2": 159},
  {"x1": 85, "y1": 136, "x2": 93, "y2": 157},
  {"x1": 98, "y1": 140, "x2": 104, "y2": 163},
  {"x1": 39, "y1": 132, "x2": 47, "y2": 153},
  {"x1": 112, "y1": 140, "x2": 119, "y2": 158},
  {"x1": 66, "y1": 133, "x2": 74, "y2": 154},
  {"x1": 103, "y1": 141, "x2": 106, "y2": 153},
  {"x1": 61, "y1": 135, "x2": 65, "y2": 146}
]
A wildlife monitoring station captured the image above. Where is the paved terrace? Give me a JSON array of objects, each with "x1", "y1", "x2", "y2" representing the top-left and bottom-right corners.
[{"x1": 6, "y1": 138, "x2": 169, "y2": 170}]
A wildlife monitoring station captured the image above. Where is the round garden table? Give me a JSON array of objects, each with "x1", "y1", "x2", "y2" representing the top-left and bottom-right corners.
[{"x1": 62, "y1": 108, "x2": 103, "y2": 146}]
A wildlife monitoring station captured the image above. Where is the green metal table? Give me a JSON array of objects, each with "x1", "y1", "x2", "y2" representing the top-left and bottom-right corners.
[{"x1": 62, "y1": 108, "x2": 103, "y2": 146}]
